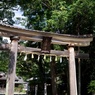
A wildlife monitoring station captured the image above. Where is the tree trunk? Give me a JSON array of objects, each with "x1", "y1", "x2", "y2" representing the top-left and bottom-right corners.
[{"x1": 51, "y1": 56, "x2": 57, "y2": 95}]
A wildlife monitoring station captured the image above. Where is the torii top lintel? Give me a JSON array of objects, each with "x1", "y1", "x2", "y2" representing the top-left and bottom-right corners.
[{"x1": 0, "y1": 23, "x2": 93, "y2": 46}]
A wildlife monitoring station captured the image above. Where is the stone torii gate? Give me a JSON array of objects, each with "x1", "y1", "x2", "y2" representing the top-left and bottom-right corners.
[{"x1": 0, "y1": 23, "x2": 93, "y2": 95}]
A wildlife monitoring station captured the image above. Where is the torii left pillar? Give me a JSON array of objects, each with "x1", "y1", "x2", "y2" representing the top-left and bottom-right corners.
[{"x1": 6, "y1": 36, "x2": 19, "y2": 95}]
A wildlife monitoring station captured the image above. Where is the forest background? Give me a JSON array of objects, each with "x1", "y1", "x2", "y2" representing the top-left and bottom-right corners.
[{"x1": 0, "y1": 0, "x2": 95, "y2": 95}]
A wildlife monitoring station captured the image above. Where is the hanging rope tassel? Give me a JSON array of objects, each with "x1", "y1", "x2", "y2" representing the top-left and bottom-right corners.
[
  {"x1": 31, "y1": 53, "x2": 34, "y2": 59},
  {"x1": 50, "y1": 56, "x2": 52, "y2": 62},
  {"x1": 60, "y1": 57, "x2": 62, "y2": 63},
  {"x1": 38, "y1": 55, "x2": 40, "y2": 61},
  {"x1": 55, "y1": 56, "x2": 57, "y2": 61},
  {"x1": 24, "y1": 54, "x2": 27, "y2": 61},
  {"x1": 44, "y1": 55, "x2": 46, "y2": 60}
]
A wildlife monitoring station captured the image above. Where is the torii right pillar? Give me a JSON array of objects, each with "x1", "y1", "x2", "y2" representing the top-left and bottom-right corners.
[{"x1": 68, "y1": 46, "x2": 77, "y2": 95}]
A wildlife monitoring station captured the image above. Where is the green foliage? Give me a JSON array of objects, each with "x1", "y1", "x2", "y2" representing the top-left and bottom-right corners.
[
  {"x1": 0, "y1": 51, "x2": 9, "y2": 72},
  {"x1": 15, "y1": 84, "x2": 25, "y2": 93},
  {"x1": 45, "y1": 1, "x2": 69, "y2": 32},
  {"x1": 18, "y1": 0, "x2": 95, "y2": 35},
  {"x1": 16, "y1": 53, "x2": 39, "y2": 80},
  {"x1": 0, "y1": 1, "x2": 15, "y2": 25},
  {"x1": 88, "y1": 80, "x2": 95, "y2": 93},
  {"x1": 65, "y1": 0, "x2": 95, "y2": 34}
]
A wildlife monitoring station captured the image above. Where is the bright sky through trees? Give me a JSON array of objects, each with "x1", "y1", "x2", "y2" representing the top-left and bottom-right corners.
[{"x1": 3, "y1": 5, "x2": 26, "y2": 43}]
